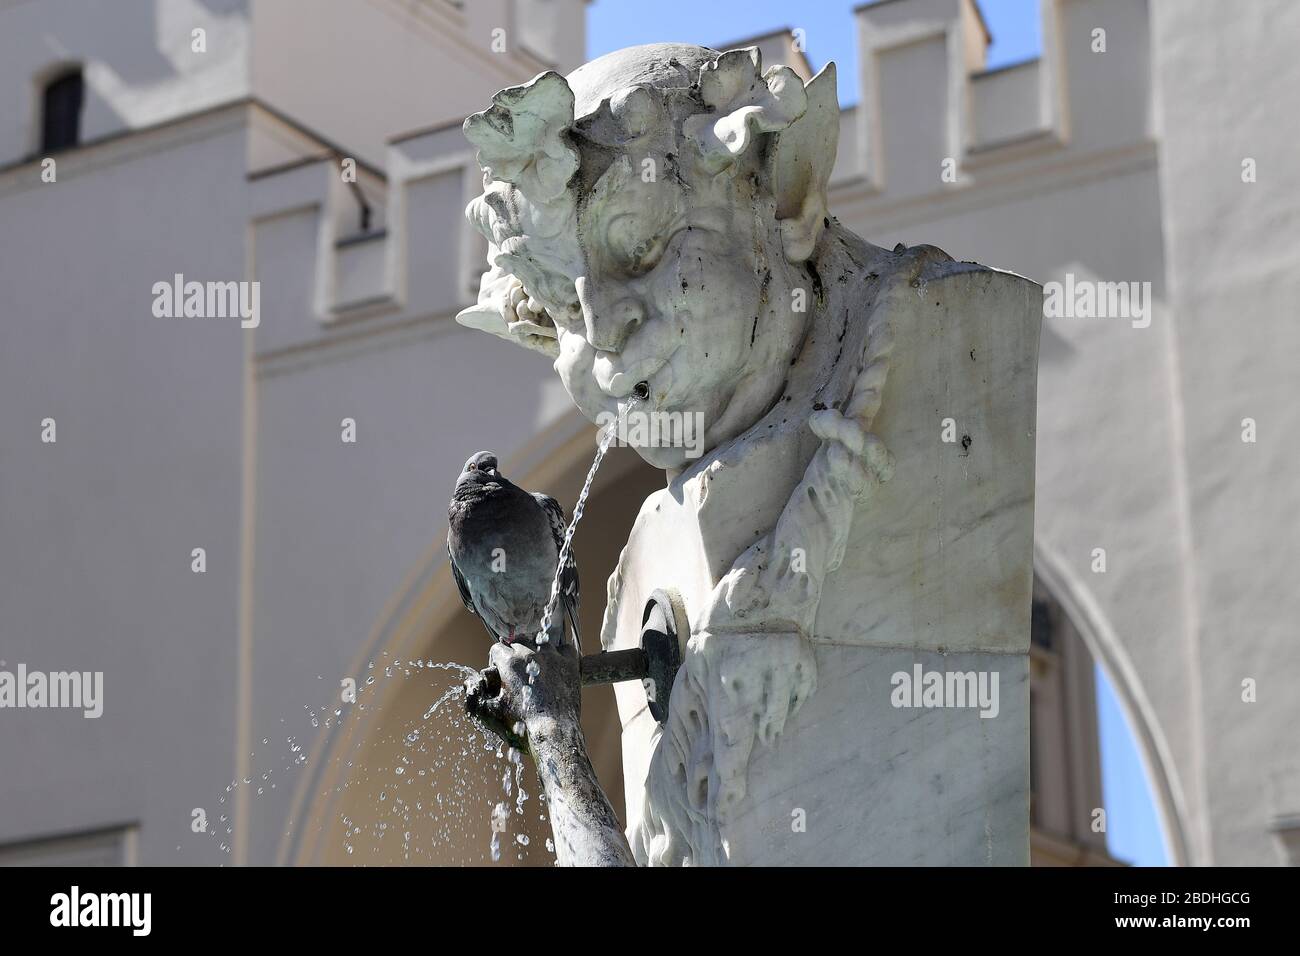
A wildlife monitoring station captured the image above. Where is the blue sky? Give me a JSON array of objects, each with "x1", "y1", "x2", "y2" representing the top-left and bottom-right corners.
[
  {"x1": 589, "y1": 0, "x2": 1043, "y2": 107},
  {"x1": 589, "y1": 1, "x2": 1169, "y2": 866},
  {"x1": 1097, "y1": 664, "x2": 1170, "y2": 864}
]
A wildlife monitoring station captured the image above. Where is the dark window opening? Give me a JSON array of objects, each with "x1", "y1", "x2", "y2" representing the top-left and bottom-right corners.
[
  {"x1": 1031, "y1": 597, "x2": 1054, "y2": 651},
  {"x1": 42, "y1": 69, "x2": 84, "y2": 154}
]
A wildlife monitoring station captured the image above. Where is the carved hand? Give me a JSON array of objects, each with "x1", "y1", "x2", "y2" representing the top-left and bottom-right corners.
[
  {"x1": 466, "y1": 641, "x2": 636, "y2": 866},
  {"x1": 465, "y1": 639, "x2": 582, "y2": 753}
]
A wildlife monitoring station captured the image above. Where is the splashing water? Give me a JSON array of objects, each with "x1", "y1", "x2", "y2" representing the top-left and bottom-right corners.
[
  {"x1": 536, "y1": 394, "x2": 642, "y2": 646},
  {"x1": 197, "y1": 655, "x2": 553, "y2": 866},
  {"x1": 190, "y1": 397, "x2": 657, "y2": 865}
]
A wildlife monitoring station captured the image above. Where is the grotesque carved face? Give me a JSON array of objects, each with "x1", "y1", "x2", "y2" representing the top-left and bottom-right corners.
[
  {"x1": 553, "y1": 148, "x2": 812, "y2": 469},
  {"x1": 459, "y1": 46, "x2": 839, "y2": 470}
]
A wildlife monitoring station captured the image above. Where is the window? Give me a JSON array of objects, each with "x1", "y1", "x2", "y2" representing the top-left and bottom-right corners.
[
  {"x1": 41, "y1": 68, "x2": 83, "y2": 154},
  {"x1": 0, "y1": 824, "x2": 135, "y2": 866}
]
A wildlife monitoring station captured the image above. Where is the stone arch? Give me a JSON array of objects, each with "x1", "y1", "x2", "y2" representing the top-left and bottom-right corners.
[
  {"x1": 279, "y1": 411, "x2": 661, "y2": 865},
  {"x1": 1033, "y1": 538, "x2": 1194, "y2": 865}
]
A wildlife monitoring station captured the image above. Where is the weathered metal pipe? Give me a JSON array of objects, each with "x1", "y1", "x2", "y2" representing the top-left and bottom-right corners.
[
  {"x1": 474, "y1": 590, "x2": 684, "y2": 732},
  {"x1": 576, "y1": 590, "x2": 684, "y2": 723},
  {"x1": 580, "y1": 647, "x2": 649, "y2": 686}
]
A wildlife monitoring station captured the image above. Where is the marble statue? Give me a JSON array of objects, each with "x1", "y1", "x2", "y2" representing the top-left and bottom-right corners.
[{"x1": 460, "y1": 43, "x2": 1041, "y2": 866}]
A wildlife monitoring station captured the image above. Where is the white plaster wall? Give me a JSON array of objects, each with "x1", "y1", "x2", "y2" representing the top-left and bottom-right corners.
[
  {"x1": 249, "y1": 0, "x2": 584, "y2": 171},
  {"x1": 241, "y1": 321, "x2": 559, "y2": 863},
  {"x1": 0, "y1": 0, "x2": 582, "y2": 863},
  {"x1": 1149, "y1": 0, "x2": 1300, "y2": 866},
  {"x1": 0, "y1": 120, "x2": 250, "y2": 864},
  {"x1": 0, "y1": 0, "x2": 250, "y2": 167}
]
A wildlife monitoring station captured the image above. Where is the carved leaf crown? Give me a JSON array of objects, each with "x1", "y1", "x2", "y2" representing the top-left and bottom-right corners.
[{"x1": 457, "y1": 46, "x2": 839, "y2": 357}]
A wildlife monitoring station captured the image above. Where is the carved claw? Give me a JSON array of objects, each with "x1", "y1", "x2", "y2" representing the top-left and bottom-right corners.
[
  {"x1": 663, "y1": 630, "x2": 817, "y2": 823},
  {"x1": 464, "y1": 665, "x2": 529, "y2": 753}
]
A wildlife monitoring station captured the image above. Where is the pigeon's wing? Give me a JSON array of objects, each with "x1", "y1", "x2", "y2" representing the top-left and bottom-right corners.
[
  {"x1": 447, "y1": 540, "x2": 500, "y2": 643},
  {"x1": 534, "y1": 493, "x2": 581, "y2": 653},
  {"x1": 448, "y1": 541, "x2": 475, "y2": 613}
]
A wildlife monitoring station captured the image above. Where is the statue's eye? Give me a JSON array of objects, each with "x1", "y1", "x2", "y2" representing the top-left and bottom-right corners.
[{"x1": 607, "y1": 214, "x2": 673, "y2": 277}]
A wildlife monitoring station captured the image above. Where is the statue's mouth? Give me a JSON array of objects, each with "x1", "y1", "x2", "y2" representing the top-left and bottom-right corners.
[{"x1": 633, "y1": 381, "x2": 650, "y2": 401}]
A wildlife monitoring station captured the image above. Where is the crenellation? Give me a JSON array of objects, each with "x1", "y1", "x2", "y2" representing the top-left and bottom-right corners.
[
  {"x1": 239, "y1": 0, "x2": 1155, "y2": 356},
  {"x1": 247, "y1": 115, "x2": 489, "y2": 349},
  {"x1": 835, "y1": 0, "x2": 1150, "y2": 204}
]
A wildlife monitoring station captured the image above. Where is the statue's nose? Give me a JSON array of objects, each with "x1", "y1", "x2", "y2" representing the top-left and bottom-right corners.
[{"x1": 576, "y1": 277, "x2": 644, "y2": 353}]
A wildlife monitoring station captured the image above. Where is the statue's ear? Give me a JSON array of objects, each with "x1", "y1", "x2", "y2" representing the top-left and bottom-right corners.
[
  {"x1": 686, "y1": 49, "x2": 808, "y2": 174},
  {"x1": 770, "y1": 62, "x2": 839, "y2": 263},
  {"x1": 686, "y1": 53, "x2": 839, "y2": 264}
]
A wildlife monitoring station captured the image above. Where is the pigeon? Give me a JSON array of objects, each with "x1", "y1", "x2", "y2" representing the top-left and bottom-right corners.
[{"x1": 446, "y1": 451, "x2": 580, "y2": 652}]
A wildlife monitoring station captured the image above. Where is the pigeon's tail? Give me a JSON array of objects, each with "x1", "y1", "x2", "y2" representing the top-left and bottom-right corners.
[
  {"x1": 560, "y1": 570, "x2": 581, "y2": 655},
  {"x1": 565, "y1": 610, "x2": 582, "y2": 656},
  {"x1": 542, "y1": 611, "x2": 579, "y2": 655},
  {"x1": 535, "y1": 491, "x2": 581, "y2": 656}
]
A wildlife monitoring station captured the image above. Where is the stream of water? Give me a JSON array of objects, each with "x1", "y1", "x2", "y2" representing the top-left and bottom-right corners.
[{"x1": 535, "y1": 393, "x2": 641, "y2": 647}]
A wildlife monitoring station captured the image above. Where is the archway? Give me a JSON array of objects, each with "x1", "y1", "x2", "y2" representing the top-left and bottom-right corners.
[{"x1": 1033, "y1": 539, "x2": 1194, "y2": 865}]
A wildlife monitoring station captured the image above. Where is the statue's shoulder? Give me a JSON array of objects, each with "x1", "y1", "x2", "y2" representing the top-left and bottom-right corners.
[
  {"x1": 846, "y1": 236, "x2": 977, "y2": 285},
  {"x1": 826, "y1": 232, "x2": 1037, "y2": 321},
  {"x1": 892, "y1": 241, "x2": 1037, "y2": 292}
]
